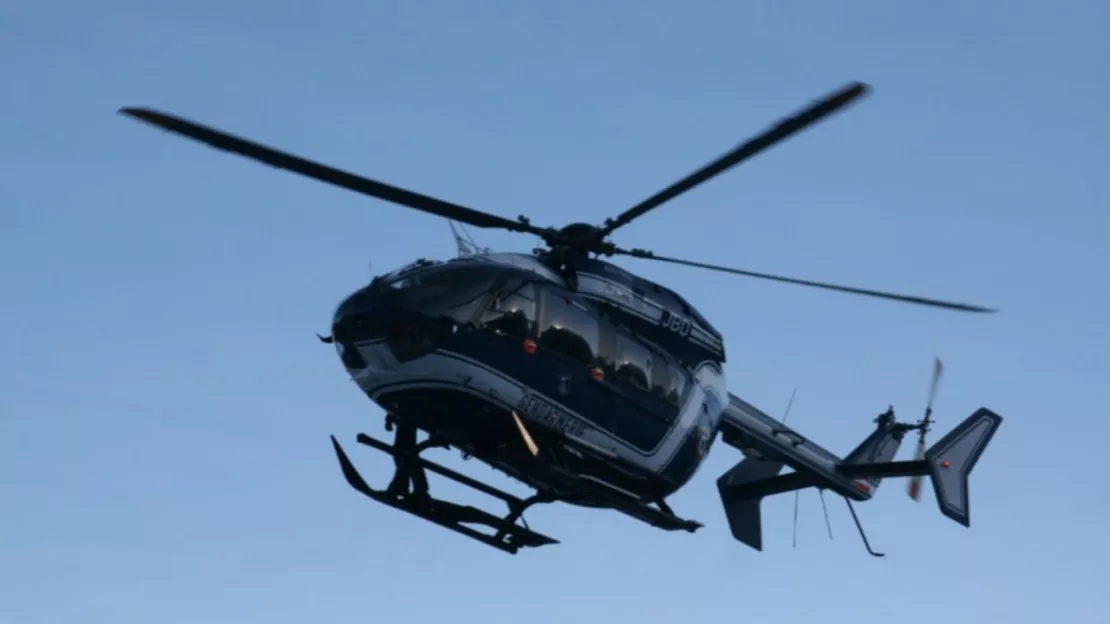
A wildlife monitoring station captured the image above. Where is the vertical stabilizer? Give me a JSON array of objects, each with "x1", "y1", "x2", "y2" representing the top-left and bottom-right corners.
[
  {"x1": 841, "y1": 407, "x2": 906, "y2": 494},
  {"x1": 924, "y1": 407, "x2": 1003, "y2": 527}
]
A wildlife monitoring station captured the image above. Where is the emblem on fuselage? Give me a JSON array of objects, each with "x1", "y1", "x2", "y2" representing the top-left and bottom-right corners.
[{"x1": 515, "y1": 393, "x2": 587, "y2": 438}]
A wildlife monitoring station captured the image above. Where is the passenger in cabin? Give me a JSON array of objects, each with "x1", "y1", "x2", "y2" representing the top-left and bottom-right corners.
[
  {"x1": 477, "y1": 279, "x2": 688, "y2": 416},
  {"x1": 486, "y1": 309, "x2": 529, "y2": 339},
  {"x1": 615, "y1": 335, "x2": 652, "y2": 392},
  {"x1": 538, "y1": 325, "x2": 593, "y2": 365},
  {"x1": 536, "y1": 293, "x2": 598, "y2": 367}
]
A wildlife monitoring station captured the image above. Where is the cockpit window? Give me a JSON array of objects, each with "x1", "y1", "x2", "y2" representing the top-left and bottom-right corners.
[
  {"x1": 615, "y1": 335, "x2": 653, "y2": 392},
  {"x1": 381, "y1": 270, "x2": 440, "y2": 290},
  {"x1": 376, "y1": 268, "x2": 459, "y2": 306},
  {"x1": 383, "y1": 275, "x2": 419, "y2": 290},
  {"x1": 538, "y1": 292, "x2": 600, "y2": 365},
  {"x1": 372, "y1": 259, "x2": 442, "y2": 289},
  {"x1": 482, "y1": 281, "x2": 537, "y2": 339}
]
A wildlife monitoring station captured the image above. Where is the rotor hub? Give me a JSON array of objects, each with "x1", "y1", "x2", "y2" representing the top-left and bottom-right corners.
[{"x1": 551, "y1": 223, "x2": 610, "y2": 257}]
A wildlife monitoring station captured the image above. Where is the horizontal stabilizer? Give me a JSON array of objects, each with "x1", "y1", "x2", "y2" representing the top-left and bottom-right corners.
[
  {"x1": 925, "y1": 407, "x2": 1003, "y2": 527},
  {"x1": 716, "y1": 458, "x2": 813, "y2": 551}
]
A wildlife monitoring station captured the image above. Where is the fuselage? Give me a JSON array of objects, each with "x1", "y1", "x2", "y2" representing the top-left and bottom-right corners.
[{"x1": 330, "y1": 252, "x2": 729, "y2": 506}]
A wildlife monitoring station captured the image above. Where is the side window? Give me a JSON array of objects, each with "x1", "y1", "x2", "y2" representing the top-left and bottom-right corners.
[
  {"x1": 615, "y1": 335, "x2": 653, "y2": 392},
  {"x1": 652, "y1": 356, "x2": 687, "y2": 406},
  {"x1": 538, "y1": 293, "x2": 600, "y2": 365},
  {"x1": 482, "y1": 282, "x2": 537, "y2": 339},
  {"x1": 667, "y1": 363, "x2": 688, "y2": 405}
]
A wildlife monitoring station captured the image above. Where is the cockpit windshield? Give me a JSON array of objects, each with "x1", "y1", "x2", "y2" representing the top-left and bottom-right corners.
[
  {"x1": 344, "y1": 260, "x2": 509, "y2": 326},
  {"x1": 381, "y1": 273, "x2": 435, "y2": 291},
  {"x1": 373, "y1": 259, "x2": 442, "y2": 290}
]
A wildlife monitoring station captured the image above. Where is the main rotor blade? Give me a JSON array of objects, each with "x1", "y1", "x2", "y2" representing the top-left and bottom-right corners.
[
  {"x1": 118, "y1": 107, "x2": 547, "y2": 235},
  {"x1": 616, "y1": 249, "x2": 996, "y2": 313},
  {"x1": 598, "y1": 82, "x2": 870, "y2": 238}
]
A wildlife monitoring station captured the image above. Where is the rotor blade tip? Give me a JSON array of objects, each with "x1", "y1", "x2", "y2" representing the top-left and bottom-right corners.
[
  {"x1": 118, "y1": 107, "x2": 158, "y2": 122},
  {"x1": 838, "y1": 82, "x2": 871, "y2": 102}
]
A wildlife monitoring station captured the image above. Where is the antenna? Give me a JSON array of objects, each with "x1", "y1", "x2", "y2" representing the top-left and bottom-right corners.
[
  {"x1": 461, "y1": 221, "x2": 492, "y2": 254},
  {"x1": 460, "y1": 222, "x2": 482, "y2": 251},
  {"x1": 448, "y1": 220, "x2": 492, "y2": 257},
  {"x1": 448, "y1": 220, "x2": 472, "y2": 257},
  {"x1": 777, "y1": 388, "x2": 802, "y2": 547},
  {"x1": 818, "y1": 490, "x2": 833, "y2": 540},
  {"x1": 784, "y1": 388, "x2": 837, "y2": 549},
  {"x1": 781, "y1": 387, "x2": 798, "y2": 425}
]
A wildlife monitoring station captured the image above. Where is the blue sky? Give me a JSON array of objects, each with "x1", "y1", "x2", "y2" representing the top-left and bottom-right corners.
[{"x1": 3, "y1": 1, "x2": 1108, "y2": 622}]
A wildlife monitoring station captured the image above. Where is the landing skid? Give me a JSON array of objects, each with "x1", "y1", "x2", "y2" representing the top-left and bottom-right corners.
[
  {"x1": 330, "y1": 429, "x2": 559, "y2": 555},
  {"x1": 615, "y1": 496, "x2": 704, "y2": 533}
]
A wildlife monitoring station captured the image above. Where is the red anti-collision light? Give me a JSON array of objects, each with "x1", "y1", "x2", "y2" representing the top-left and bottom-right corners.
[
  {"x1": 523, "y1": 339, "x2": 537, "y2": 355},
  {"x1": 591, "y1": 367, "x2": 604, "y2": 381}
]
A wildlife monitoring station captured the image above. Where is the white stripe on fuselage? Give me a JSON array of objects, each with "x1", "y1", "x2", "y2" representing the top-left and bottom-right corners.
[
  {"x1": 347, "y1": 340, "x2": 725, "y2": 474},
  {"x1": 575, "y1": 272, "x2": 723, "y2": 353}
]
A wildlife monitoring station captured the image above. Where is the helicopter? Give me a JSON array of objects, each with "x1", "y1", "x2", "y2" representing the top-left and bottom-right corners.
[{"x1": 119, "y1": 81, "x2": 1003, "y2": 556}]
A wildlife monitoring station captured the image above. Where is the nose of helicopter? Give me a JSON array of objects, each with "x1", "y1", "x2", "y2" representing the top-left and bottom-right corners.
[
  {"x1": 330, "y1": 265, "x2": 497, "y2": 368},
  {"x1": 331, "y1": 287, "x2": 444, "y2": 367}
]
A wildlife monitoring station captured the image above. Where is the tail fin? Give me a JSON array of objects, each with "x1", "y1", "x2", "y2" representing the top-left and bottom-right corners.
[
  {"x1": 837, "y1": 407, "x2": 1003, "y2": 526},
  {"x1": 924, "y1": 407, "x2": 1003, "y2": 526}
]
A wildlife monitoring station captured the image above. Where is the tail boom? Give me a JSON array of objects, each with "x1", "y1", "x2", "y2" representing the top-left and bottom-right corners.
[
  {"x1": 717, "y1": 395, "x2": 893, "y2": 503},
  {"x1": 715, "y1": 397, "x2": 1003, "y2": 551},
  {"x1": 714, "y1": 395, "x2": 883, "y2": 551}
]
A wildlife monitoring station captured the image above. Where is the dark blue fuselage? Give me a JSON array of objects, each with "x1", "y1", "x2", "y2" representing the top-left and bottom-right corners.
[{"x1": 330, "y1": 255, "x2": 729, "y2": 506}]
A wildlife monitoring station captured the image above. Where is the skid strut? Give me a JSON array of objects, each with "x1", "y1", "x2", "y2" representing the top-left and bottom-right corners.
[{"x1": 330, "y1": 424, "x2": 559, "y2": 555}]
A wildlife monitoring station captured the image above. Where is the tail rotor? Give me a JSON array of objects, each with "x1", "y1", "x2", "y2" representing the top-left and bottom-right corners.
[{"x1": 907, "y1": 357, "x2": 944, "y2": 501}]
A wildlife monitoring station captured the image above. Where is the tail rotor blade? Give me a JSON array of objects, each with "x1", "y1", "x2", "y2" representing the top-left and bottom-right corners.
[
  {"x1": 909, "y1": 357, "x2": 944, "y2": 501},
  {"x1": 907, "y1": 441, "x2": 927, "y2": 501},
  {"x1": 926, "y1": 357, "x2": 944, "y2": 410}
]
